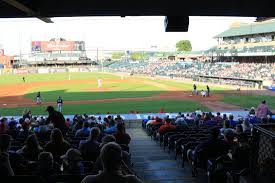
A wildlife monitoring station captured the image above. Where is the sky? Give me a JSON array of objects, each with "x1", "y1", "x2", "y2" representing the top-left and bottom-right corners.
[{"x1": 0, "y1": 16, "x2": 256, "y2": 55}]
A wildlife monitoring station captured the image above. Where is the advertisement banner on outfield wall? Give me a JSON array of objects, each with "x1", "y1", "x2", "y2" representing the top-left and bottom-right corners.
[
  {"x1": 51, "y1": 68, "x2": 67, "y2": 73},
  {"x1": 38, "y1": 68, "x2": 50, "y2": 74},
  {"x1": 28, "y1": 69, "x2": 38, "y2": 74},
  {"x1": 79, "y1": 67, "x2": 91, "y2": 72},
  {"x1": 15, "y1": 69, "x2": 28, "y2": 74},
  {"x1": 3, "y1": 68, "x2": 12, "y2": 74},
  {"x1": 68, "y1": 68, "x2": 80, "y2": 72}
]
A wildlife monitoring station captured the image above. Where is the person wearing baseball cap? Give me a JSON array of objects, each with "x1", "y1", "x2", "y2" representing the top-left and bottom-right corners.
[
  {"x1": 45, "y1": 106, "x2": 67, "y2": 135},
  {"x1": 61, "y1": 148, "x2": 84, "y2": 174}
]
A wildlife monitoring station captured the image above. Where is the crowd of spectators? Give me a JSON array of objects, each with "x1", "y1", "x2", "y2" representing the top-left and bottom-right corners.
[
  {"x1": 0, "y1": 106, "x2": 141, "y2": 183},
  {"x1": 107, "y1": 60, "x2": 275, "y2": 87}
]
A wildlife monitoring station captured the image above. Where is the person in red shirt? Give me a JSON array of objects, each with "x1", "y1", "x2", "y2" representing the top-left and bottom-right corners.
[
  {"x1": 158, "y1": 118, "x2": 177, "y2": 135},
  {"x1": 151, "y1": 117, "x2": 164, "y2": 127},
  {"x1": 114, "y1": 123, "x2": 131, "y2": 146}
]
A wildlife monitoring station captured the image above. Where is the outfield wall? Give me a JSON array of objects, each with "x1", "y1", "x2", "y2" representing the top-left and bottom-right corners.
[{"x1": 0, "y1": 67, "x2": 100, "y2": 75}]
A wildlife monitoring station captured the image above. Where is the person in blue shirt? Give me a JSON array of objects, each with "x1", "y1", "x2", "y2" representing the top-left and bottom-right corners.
[
  {"x1": 229, "y1": 115, "x2": 238, "y2": 127},
  {"x1": 75, "y1": 121, "x2": 91, "y2": 137},
  {"x1": 104, "y1": 120, "x2": 117, "y2": 134}
]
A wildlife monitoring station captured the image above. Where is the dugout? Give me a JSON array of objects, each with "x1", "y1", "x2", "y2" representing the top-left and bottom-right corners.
[{"x1": 198, "y1": 75, "x2": 263, "y2": 89}]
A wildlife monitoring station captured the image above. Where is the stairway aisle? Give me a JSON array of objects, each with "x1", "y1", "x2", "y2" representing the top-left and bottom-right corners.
[{"x1": 127, "y1": 128, "x2": 207, "y2": 183}]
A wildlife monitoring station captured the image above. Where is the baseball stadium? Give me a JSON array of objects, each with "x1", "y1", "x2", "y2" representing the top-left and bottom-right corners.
[{"x1": 0, "y1": 4, "x2": 275, "y2": 183}]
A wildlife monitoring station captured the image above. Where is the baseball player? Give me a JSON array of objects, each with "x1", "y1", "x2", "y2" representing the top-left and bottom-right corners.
[
  {"x1": 57, "y1": 96, "x2": 63, "y2": 112},
  {"x1": 97, "y1": 78, "x2": 102, "y2": 88},
  {"x1": 36, "y1": 92, "x2": 42, "y2": 105},
  {"x1": 192, "y1": 84, "x2": 198, "y2": 95}
]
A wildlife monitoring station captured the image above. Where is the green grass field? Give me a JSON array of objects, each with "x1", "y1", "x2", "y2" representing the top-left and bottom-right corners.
[{"x1": 0, "y1": 72, "x2": 273, "y2": 115}]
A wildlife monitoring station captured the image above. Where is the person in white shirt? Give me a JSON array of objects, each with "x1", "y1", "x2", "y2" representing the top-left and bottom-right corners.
[
  {"x1": 201, "y1": 90, "x2": 206, "y2": 97},
  {"x1": 97, "y1": 79, "x2": 102, "y2": 88}
]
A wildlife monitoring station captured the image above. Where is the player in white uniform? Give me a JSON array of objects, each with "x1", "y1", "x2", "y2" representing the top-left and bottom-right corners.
[
  {"x1": 97, "y1": 79, "x2": 102, "y2": 88},
  {"x1": 201, "y1": 90, "x2": 206, "y2": 97}
]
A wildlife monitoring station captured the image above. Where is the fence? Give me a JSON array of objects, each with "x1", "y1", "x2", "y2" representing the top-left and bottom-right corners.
[
  {"x1": 0, "y1": 67, "x2": 100, "y2": 75},
  {"x1": 252, "y1": 124, "x2": 275, "y2": 181}
]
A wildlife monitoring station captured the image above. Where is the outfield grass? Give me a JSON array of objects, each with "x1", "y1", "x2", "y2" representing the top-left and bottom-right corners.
[
  {"x1": 0, "y1": 72, "x2": 119, "y2": 85},
  {"x1": 0, "y1": 72, "x2": 273, "y2": 115},
  {"x1": 152, "y1": 79, "x2": 228, "y2": 92},
  {"x1": 222, "y1": 95, "x2": 275, "y2": 109},
  {"x1": 24, "y1": 82, "x2": 165, "y2": 102},
  {"x1": 0, "y1": 100, "x2": 209, "y2": 116}
]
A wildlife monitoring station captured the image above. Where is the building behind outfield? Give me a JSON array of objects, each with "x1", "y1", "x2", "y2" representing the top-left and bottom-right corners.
[
  {"x1": 22, "y1": 38, "x2": 96, "y2": 67},
  {"x1": 210, "y1": 19, "x2": 275, "y2": 63}
]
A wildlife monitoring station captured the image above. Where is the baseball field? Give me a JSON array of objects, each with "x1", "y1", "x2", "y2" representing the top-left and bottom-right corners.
[{"x1": 0, "y1": 72, "x2": 274, "y2": 115}]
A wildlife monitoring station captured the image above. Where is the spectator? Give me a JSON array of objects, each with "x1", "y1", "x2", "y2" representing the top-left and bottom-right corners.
[
  {"x1": 158, "y1": 118, "x2": 176, "y2": 135},
  {"x1": 81, "y1": 142, "x2": 143, "y2": 183},
  {"x1": 22, "y1": 109, "x2": 32, "y2": 121},
  {"x1": 92, "y1": 135, "x2": 131, "y2": 174},
  {"x1": 234, "y1": 124, "x2": 243, "y2": 135},
  {"x1": 18, "y1": 120, "x2": 33, "y2": 140},
  {"x1": 75, "y1": 121, "x2": 91, "y2": 137},
  {"x1": 61, "y1": 148, "x2": 84, "y2": 175},
  {"x1": 45, "y1": 106, "x2": 67, "y2": 135},
  {"x1": 242, "y1": 119, "x2": 252, "y2": 134},
  {"x1": 7, "y1": 121, "x2": 18, "y2": 140},
  {"x1": 175, "y1": 114, "x2": 189, "y2": 130},
  {"x1": 0, "y1": 118, "x2": 8, "y2": 135},
  {"x1": 0, "y1": 134, "x2": 14, "y2": 176},
  {"x1": 249, "y1": 107, "x2": 256, "y2": 115},
  {"x1": 37, "y1": 152, "x2": 61, "y2": 179},
  {"x1": 104, "y1": 119, "x2": 117, "y2": 134},
  {"x1": 65, "y1": 118, "x2": 71, "y2": 128},
  {"x1": 223, "y1": 129, "x2": 236, "y2": 148},
  {"x1": 44, "y1": 128, "x2": 71, "y2": 163},
  {"x1": 214, "y1": 112, "x2": 223, "y2": 125},
  {"x1": 256, "y1": 100, "x2": 270, "y2": 119},
  {"x1": 16, "y1": 134, "x2": 43, "y2": 161},
  {"x1": 228, "y1": 115, "x2": 237, "y2": 127},
  {"x1": 114, "y1": 123, "x2": 131, "y2": 146},
  {"x1": 79, "y1": 127, "x2": 100, "y2": 161},
  {"x1": 187, "y1": 128, "x2": 230, "y2": 169}
]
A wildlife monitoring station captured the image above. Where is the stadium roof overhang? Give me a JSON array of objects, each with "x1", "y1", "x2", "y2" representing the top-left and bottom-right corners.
[
  {"x1": 1, "y1": 0, "x2": 275, "y2": 32},
  {"x1": 0, "y1": 0, "x2": 275, "y2": 18}
]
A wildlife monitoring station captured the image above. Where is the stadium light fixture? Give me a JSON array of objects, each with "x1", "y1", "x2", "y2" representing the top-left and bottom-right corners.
[{"x1": 2, "y1": 0, "x2": 53, "y2": 23}]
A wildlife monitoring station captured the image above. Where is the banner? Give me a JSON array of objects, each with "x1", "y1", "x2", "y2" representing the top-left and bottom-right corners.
[
  {"x1": 28, "y1": 69, "x2": 38, "y2": 74},
  {"x1": 15, "y1": 69, "x2": 28, "y2": 74},
  {"x1": 32, "y1": 41, "x2": 85, "y2": 52},
  {"x1": 38, "y1": 68, "x2": 49, "y2": 74},
  {"x1": 50, "y1": 68, "x2": 67, "y2": 73},
  {"x1": 68, "y1": 68, "x2": 80, "y2": 72}
]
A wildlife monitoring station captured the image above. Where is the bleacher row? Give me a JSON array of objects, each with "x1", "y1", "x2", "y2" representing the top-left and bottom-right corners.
[{"x1": 141, "y1": 112, "x2": 275, "y2": 183}]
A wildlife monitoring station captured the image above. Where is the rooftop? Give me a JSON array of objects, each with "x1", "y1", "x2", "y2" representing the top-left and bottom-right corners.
[{"x1": 215, "y1": 19, "x2": 275, "y2": 38}]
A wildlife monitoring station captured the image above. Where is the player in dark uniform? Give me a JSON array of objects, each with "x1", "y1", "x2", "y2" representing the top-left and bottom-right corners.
[
  {"x1": 57, "y1": 96, "x2": 63, "y2": 112},
  {"x1": 36, "y1": 92, "x2": 41, "y2": 104},
  {"x1": 206, "y1": 85, "x2": 210, "y2": 97},
  {"x1": 22, "y1": 77, "x2": 25, "y2": 82},
  {"x1": 192, "y1": 84, "x2": 198, "y2": 95}
]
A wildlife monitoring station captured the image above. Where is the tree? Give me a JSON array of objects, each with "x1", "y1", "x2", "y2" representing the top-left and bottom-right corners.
[
  {"x1": 176, "y1": 40, "x2": 192, "y2": 52},
  {"x1": 111, "y1": 52, "x2": 124, "y2": 60}
]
